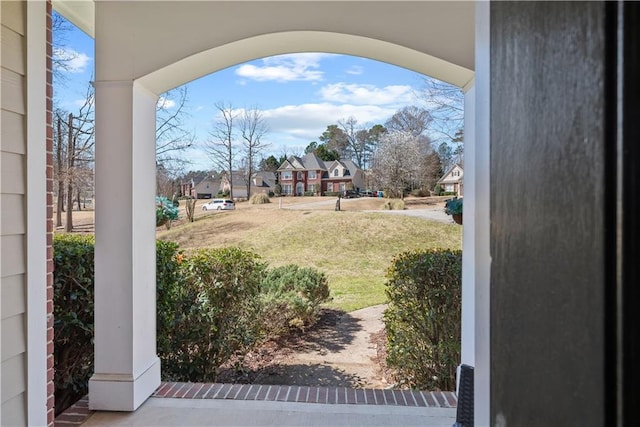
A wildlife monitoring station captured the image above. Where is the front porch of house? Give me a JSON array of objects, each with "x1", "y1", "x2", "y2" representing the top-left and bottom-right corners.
[
  {"x1": 55, "y1": 383, "x2": 457, "y2": 426},
  {"x1": 7, "y1": 0, "x2": 633, "y2": 425}
]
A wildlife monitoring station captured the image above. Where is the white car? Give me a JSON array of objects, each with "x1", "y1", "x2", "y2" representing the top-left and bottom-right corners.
[{"x1": 202, "y1": 199, "x2": 235, "y2": 211}]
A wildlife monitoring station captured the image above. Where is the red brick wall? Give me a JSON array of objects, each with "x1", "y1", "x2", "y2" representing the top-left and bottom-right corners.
[{"x1": 46, "y1": 1, "x2": 55, "y2": 424}]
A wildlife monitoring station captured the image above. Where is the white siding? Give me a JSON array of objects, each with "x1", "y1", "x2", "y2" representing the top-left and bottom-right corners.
[{"x1": 1, "y1": 1, "x2": 28, "y2": 425}]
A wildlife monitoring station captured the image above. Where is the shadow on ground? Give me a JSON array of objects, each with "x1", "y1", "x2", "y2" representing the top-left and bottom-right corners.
[
  {"x1": 240, "y1": 363, "x2": 366, "y2": 388},
  {"x1": 277, "y1": 309, "x2": 361, "y2": 353},
  {"x1": 216, "y1": 309, "x2": 370, "y2": 387}
]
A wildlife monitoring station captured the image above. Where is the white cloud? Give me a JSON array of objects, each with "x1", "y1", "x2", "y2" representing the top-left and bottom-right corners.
[
  {"x1": 319, "y1": 83, "x2": 415, "y2": 105},
  {"x1": 345, "y1": 65, "x2": 364, "y2": 75},
  {"x1": 157, "y1": 97, "x2": 176, "y2": 109},
  {"x1": 235, "y1": 53, "x2": 334, "y2": 83},
  {"x1": 53, "y1": 47, "x2": 92, "y2": 74},
  {"x1": 261, "y1": 103, "x2": 397, "y2": 142}
]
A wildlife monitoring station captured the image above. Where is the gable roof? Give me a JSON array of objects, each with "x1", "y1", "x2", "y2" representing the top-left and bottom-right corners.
[
  {"x1": 437, "y1": 163, "x2": 464, "y2": 184},
  {"x1": 277, "y1": 153, "x2": 328, "y2": 172}
]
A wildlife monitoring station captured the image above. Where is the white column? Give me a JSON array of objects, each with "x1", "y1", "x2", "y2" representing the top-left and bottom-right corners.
[
  {"x1": 474, "y1": 1, "x2": 491, "y2": 425},
  {"x1": 26, "y1": 2, "x2": 49, "y2": 424},
  {"x1": 89, "y1": 80, "x2": 161, "y2": 411},
  {"x1": 460, "y1": 84, "x2": 476, "y2": 370}
]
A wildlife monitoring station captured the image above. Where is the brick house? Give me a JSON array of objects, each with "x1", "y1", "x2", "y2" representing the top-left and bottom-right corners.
[{"x1": 277, "y1": 153, "x2": 365, "y2": 196}]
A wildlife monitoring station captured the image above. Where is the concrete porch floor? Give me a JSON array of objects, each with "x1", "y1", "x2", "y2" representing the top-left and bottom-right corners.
[
  {"x1": 56, "y1": 383, "x2": 458, "y2": 426},
  {"x1": 80, "y1": 397, "x2": 456, "y2": 426}
]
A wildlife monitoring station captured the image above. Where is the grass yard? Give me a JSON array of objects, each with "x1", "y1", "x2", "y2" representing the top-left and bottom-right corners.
[{"x1": 157, "y1": 198, "x2": 462, "y2": 312}]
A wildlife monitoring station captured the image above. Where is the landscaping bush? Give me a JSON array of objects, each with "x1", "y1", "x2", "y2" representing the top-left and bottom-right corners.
[
  {"x1": 53, "y1": 234, "x2": 95, "y2": 415},
  {"x1": 324, "y1": 191, "x2": 340, "y2": 197},
  {"x1": 382, "y1": 199, "x2": 405, "y2": 210},
  {"x1": 383, "y1": 249, "x2": 462, "y2": 391},
  {"x1": 411, "y1": 188, "x2": 430, "y2": 197},
  {"x1": 250, "y1": 193, "x2": 271, "y2": 204},
  {"x1": 156, "y1": 196, "x2": 179, "y2": 227},
  {"x1": 259, "y1": 265, "x2": 331, "y2": 336},
  {"x1": 159, "y1": 247, "x2": 266, "y2": 381},
  {"x1": 156, "y1": 240, "x2": 184, "y2": 362}
]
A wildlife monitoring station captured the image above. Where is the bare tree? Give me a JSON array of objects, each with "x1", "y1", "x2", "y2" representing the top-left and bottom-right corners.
[
  {"x1": 418, "y1": 77, "x2": 464, "y2": 143},
  {"x1": 206, "y1": 102, "x2": 238, "y2": 200},
  {"x1": 54, "y1": 85, "x2": 95, "y2": 231},
  {"x1": 338, "y1": 117, "x2": 367, "y2": 168},
  {"x1": 372, "y1": 131, "x2": 422, "y2": 199},
  {"x1": 156, "y1": 87, "x2": 195, "y2": 169},
  {"x1": 239, "y1": 107, "x2": 269, "y2": 198},
  {"x1": 52, "y1": 12, "x2": 81, "y2": 87},
  {"x1": 385, "y1": 106, "x2": 432, "y2": 137},
  {"x1": 54, "y1": 112, "x2": 66, "y2": 227}
]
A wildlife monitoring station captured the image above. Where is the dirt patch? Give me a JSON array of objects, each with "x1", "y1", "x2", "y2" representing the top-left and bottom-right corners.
[{"x1": 217, "y1": 305, "x2": 397, "y2": 389}]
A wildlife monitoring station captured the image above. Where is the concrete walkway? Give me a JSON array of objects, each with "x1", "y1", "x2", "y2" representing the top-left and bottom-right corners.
[{"x1": 80, "y1": 397, "x2": 457, "y2": 426}]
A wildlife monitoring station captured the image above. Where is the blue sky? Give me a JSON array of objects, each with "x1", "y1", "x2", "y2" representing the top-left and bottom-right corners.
[{"x1": 54, "y1": 14, "x2": 434, "y2": 172}]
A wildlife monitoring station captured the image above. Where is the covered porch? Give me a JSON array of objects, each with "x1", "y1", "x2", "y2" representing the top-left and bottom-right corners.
[{"x1": 4, "y1": 0, "x2": 636, "y2": 425}]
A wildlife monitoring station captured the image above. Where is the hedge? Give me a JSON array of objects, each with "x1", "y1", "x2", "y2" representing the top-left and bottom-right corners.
[
  {"x1": 53, "y1": 234, "x2": 95, "y2": 415},
  {"x1": 383, "y1": 249, "x2": 462, "y2": 390},
  {"x1": 54, "y1": 237, "x2": 331, "y2": 412}
]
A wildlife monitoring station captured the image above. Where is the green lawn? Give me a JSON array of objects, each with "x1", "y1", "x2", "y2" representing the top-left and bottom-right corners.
[{"x1": 158, "y1": 205, "x2": 462, "y2": 312}]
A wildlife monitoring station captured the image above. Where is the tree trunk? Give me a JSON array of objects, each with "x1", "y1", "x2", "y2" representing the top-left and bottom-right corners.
[
  {"x1": 65, "y1": 113, "x2": 74, "y2": 232},
  {"x1": 56, "y1": 117, "x2": 64, "y2": 227}
]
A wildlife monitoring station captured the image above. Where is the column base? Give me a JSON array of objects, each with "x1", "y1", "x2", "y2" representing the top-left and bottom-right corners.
[{"x1": 89, "y1": 357, "x2": 161, "y2": 411}]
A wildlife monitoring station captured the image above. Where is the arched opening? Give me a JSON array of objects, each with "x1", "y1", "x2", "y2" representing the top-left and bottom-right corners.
[{"x1": 82, "y1": 3, "x2": 478, "y2": 413}]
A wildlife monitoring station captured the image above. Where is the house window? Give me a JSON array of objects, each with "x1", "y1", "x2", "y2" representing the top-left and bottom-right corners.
[
  {"x1": 297, "y1": 171, "x2": 303, "y2": 180},
  {"x1": 328, "y1": 183, "x2": 334, "y2": 192},
  {"x1": 308, "y1": 171, "x2": 316, "y2": 179},
  {"x1": 281, "y1": 171, "x2": 292, "y2": 180},
  {"x1": 282, "y1": 184, "x2": 292, "y2": 195},
  {"x1": 333, "y1": 169, "x2": 339, "y2": 177},
  {"x1": 340, "y1": 183, "x2": 346, "y2": 192},
  {"x1": 445, "y1": 184, "x2": 454, "y2": 192}
]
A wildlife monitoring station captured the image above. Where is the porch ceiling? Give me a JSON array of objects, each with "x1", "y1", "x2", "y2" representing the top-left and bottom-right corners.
[{"x1": 53, "y1": 1, "x2": 475, "y2": 91}]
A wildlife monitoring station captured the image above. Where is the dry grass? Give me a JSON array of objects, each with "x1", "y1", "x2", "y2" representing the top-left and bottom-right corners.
[
  {"x1": 56, "y1": 196, "x2": 462, "y2": 312},
  {"x1": 158, "y1": 197, "x2": 462, "y2": 312}
]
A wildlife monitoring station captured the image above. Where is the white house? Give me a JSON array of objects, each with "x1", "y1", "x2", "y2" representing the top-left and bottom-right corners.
[{"x1": 437, "y1": 163, "x2": 464, "y2": 196}]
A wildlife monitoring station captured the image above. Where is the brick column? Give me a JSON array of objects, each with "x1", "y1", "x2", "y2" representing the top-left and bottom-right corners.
[{"x1": 45, "y1": 1, "x2": 55, "y2": 424}]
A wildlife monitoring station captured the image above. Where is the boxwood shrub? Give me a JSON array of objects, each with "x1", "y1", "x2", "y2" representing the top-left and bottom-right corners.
[
  {"x1": 53, "y1": 234, "x2": 95, "y2": 415},
  {"x1": 160, "y1": 247, "x2": 266, "y2": 381},
  {"x1": 259, "y1": 264, "x2": 331, "y2": 336},
  {"x1": 383, "y1": 248, "x2": 462, "y2": 391}
]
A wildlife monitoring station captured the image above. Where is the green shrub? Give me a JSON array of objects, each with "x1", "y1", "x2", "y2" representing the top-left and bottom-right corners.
[
  {"x1": 53, "y1": 234, "x2": 95, "y2": 415},
  {"x1": 324, "y1": 191, "x2": 340, "y2": 197},
  {"x1": 156, "y1": 240, "x2": 184, "y2": 362},
  {"x1": 259, "y1": 265, "x2": 331, "y2": 336},
  {"x1": 433, "y1": 184, "x2": 443, "y2": 196},
  {"x1": 156, "y1": 196, "x2": 179, "y2": 227},
  {"x1": 274, "y1": 184, "x2": 282, "y2": 196},
  {"x1": 250, "y1": 193, "x2": 271, "y2": 204},
  {"x1": 441, "y1": 191, "x2": 458, "y2": 196},
  {"x1": 383, "y1": 249, "x2": 462, "y2": 391},
  {"x1": 159, "y1": 247, "x2": 266, "y2": 381}
]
